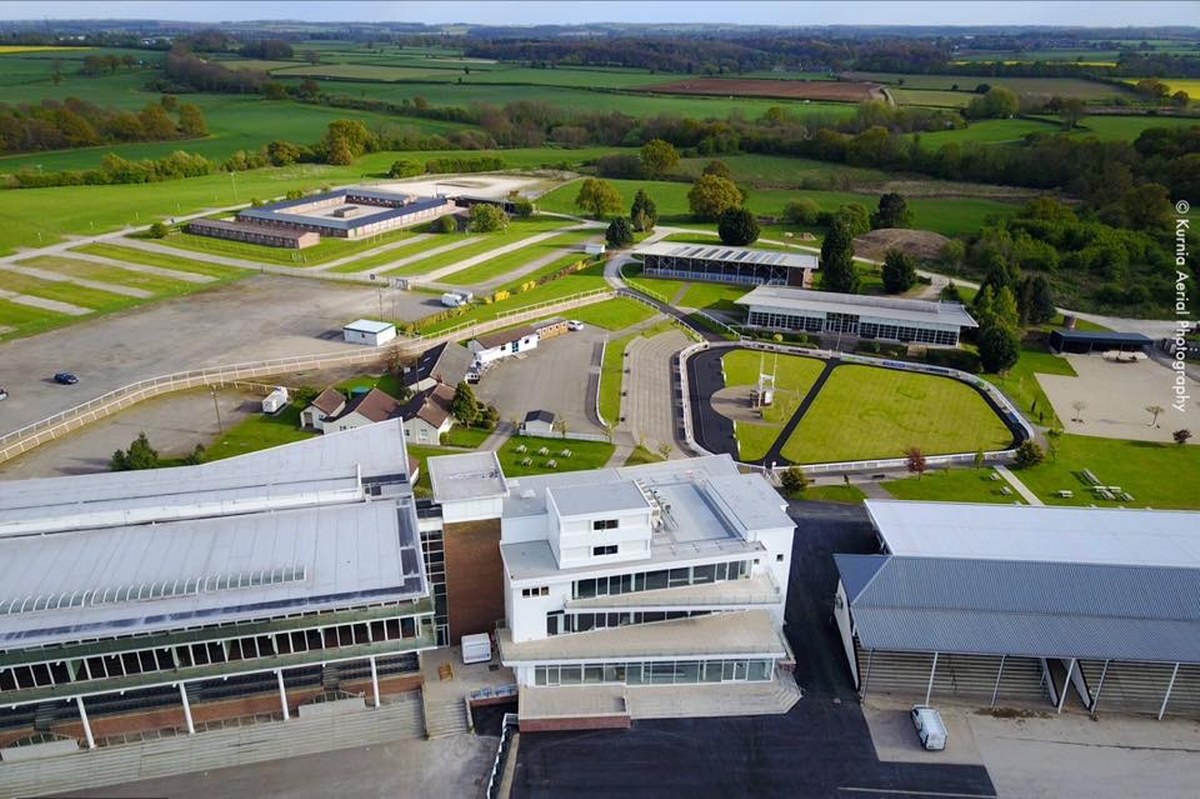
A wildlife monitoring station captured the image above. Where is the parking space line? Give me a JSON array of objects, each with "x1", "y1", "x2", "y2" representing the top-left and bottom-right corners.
[{"x1": 838, "y1": 787, "x2": 998, "y2": 798}]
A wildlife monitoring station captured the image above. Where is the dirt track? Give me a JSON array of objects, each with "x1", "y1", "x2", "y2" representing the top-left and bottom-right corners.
[{"x1": 636, "y1": 77, "x2": 883, "y2": 102}]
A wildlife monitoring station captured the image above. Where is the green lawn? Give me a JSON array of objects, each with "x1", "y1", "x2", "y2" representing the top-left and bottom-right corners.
[
  {"x1": 564, "y1": 298, "x2": 657, "y2": 331},
  {"x1": 0, "y1": 298, "x2": 71, "y2": 342},
  {"x1": 984, "y1": 342, "x2": 1076, "y2": 428},
  {"x1": 496, "y1": 434, "x2": 615, "y2": 477},
  {"x1": 20, "y1": 255, "x2": 195, "y2": 294},
  {"x1": 799, "y1": 484, "x2": 869, "y2": 503},
  {"x1": 722, "y1": 349, "x2": 825, "y2": 425},
  {"x1": 439, "y1": 230, "x2": 597, "y2": 287},
  {"x1": 440, "y1": 425, "x2": 492, "y2": 448},
  {"x1": 1014, "y1": 435, "x2": 1200, "y2": 510},
  {"x1": 0, "y1": 268, "x2": 138, "y2": 312},
  {"x1": 624, "y1": 445, "x2": 666, "y2": 466},
  {"x1": 386, "y1": 217, "x2": 574, "y2": 277},
  {"x1": 679, "y1": 282, "x2": 750, "y2": 314},
  {"x1": 883, "y1": 467, "x2": 1027, "y2": 504},
  {"x1": 734, "y1": 421, "x2": 782, "y2": 462},
  {"x1": 72, "y1": 242, "x2": 249, "y2": 279},
  {"x1": 203, "y1": 405, "x2": 317, "y2": 461},
  {"x1": 326, "y1": 230, "x2": 481, "y2": 274},
  {"x1": 781, "y1": 364, "x2": 1013, "y2": 464}
]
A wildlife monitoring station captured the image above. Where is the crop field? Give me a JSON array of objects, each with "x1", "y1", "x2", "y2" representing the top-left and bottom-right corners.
[
  {"x1": 842, "y1": 71, "x2": 1136, "y2": 101},
  {"x1": 890, "y1": 89, "x2": 974, "y2": 108},
  {"x1": 780, "y1": 364, "x2": 1013, "y2": 464},
  {"x1": 673, "y1": 154, "x2": 889, "y2": 188},
  {"x1": 0, "y1": 45, "x2": 87, "y2": 54},
  {"x1": 439, "y1": 230, "x2": 598, "y2": 287},
  {"x1": 916, "y1": 118, "x2": 1063, "y2": 146},
  {"x1": 1069, "y1": 114, "x2": 1200, "y2": 140},
  {"x1": 635, "y1": 77, "x2": 884, "y2": 102}
]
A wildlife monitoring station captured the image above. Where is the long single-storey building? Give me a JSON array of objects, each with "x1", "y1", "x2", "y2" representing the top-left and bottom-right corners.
[
  {"x1": 834, "y1": 500, "x2": 1200, "y2": 720},
  {"x1": 736, "y1": 285, "x2": 978, "y2": 347},
  {"x1": 1049, "y1": 329, "x2": 1154, "y2": 354},
  {"x1": 185, "y1": 218, "x2": 320, "y2": 249},
  {"x1": 235, "y1": 188, "x2": 452, "y2": 241},
  {"x1": 634, "y1": 242, "x2": 818, "y2": 288}
]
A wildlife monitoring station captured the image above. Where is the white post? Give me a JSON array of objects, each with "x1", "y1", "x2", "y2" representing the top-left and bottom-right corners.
[
  {"x1": 76, "y1": 696, "x2": 95, "y2": 749},
  {"x1": 1091, "y1": 659, "x2": 1111, "y2": 716},
  {"x1": 1158, "y1": 663, "x2": 1180, "y2": 721},
  {"x1": 990, "y1": 654, "x2": 1006, "y2": 708},
  {"x1": 862, "y1": 649, "x2": 874, "y2": 697},
  {"x1": 277, "y1": 670, "x2": 290, "y2": 721},
  {"x1": 924, "y1": 652, "x2": 939, "y2": 706},
  {"x1": 370, "y1": 655, "x2": 381, "y2": 708},
  {"x1": 179, "y1": 682, "x2": 195, "y2": 734},
  {"x1": 1056, "y1": 658, "x2": 1075, "y2": 714}
]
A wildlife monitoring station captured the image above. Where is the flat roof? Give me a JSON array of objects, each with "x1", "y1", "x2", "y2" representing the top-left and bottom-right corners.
[
  {"x1": 344, "y1": 319, "x2": 395, "y2": 334},
  {"x1": 1050, "y1": 329, "x2": 1154, "y2": 344},
  {"x1": 428, "y1": 451, "x2": 508, "y2": 503},
  {"x1": 497, "y1": 609, "x2": 786, "y2": 662},
  {"x1": 838, "y1": 554, "x2": 1200, "y2": 664},
  {"x1": 549, "y1": 482, "x2": 650, "y2": 517},
  {"x1": 239, "y1": 195, "x2": 447, "y2": 232},
  {"x1": 865, "y1": 500, "x2": 1200, "y2": 569},
  {"x1": 736, "y1": 285, "x2": 978, "y2": 329},
  {"x1": 635, "y1": 241, "x2": 818, "y2": 270}
]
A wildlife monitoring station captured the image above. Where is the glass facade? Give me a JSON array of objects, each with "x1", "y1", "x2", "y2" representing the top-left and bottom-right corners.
[
  {"x1": 747, "y1": 309, "x2": 960, "y2": 346},
  {"x1": 561, "y1": 609, "x2": 712, "y2": 634},
  {"x1": 420, "y1": 527, "x2": 448, "y2": 646},
  {"x1": 572, "y1": 560, "x2": 748, "y2": 600},
  {"x1": 533, "y1": 658, "x2": 775, "y2": 686}
]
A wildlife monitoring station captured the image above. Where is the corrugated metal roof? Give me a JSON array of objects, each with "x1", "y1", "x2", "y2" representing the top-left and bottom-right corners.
[
  {"x1": 834, "y1": 553, "x2": 888, "y2": 603},
  {"x1": 736, "y1": 285, "x2": 978, "y2": 329},
  {"x1": 634, "y1": 241, "x2": 818, "y2": 270},
  {"x1": 840, "y1": 555, "x2": 1200, "y2": 663}
]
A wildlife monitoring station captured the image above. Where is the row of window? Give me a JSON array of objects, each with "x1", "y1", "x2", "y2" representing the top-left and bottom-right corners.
[
  {"x1": 746, "y1": 310, "x2": 960, "y2": 346},
  {"x1": 0, "y1": 614, "x2": 430, "y2": 693},
  {"x1": 521, "y1": 586, "x2": 551, "y2": 598},
  {"x1": 421, "y1": 528, "x2": 449, "y2": 647},
  {"x1": 573, "y1": 560, "x2": 748, "y2": 600},
  {"x1": 592, "y1": 519, "x2": 619, "y2": 531},
  {"x1": 644, "y1": 260, "x2": 791, "y2": 285},
  {"x1": 533, "y1": 658, "x2": 775, "y2": 687},
  {"x1": 593, "y1": 545, "x2": 619, "y2": 556},
  {"x1": 550, "y1": 609, "x2": 712, "y2": 635},
  {"x1": 860, "y1": 322, "x2": 959, "y2": 346}
]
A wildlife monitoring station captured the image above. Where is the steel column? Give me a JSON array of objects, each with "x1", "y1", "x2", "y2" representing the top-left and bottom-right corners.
[
  {"x1": 1158, "y1": 663, "x2": 1181, "y2": 721},
  {"x1": 862, "y1": 649, "x2": 874, "y2": 697},
  {"x1": 924, "y1": 652, "x2": 939, "y2": 706},
  {"x1": 1056, "y1": 658, "x2": 1076, "y2": 714},
  {"x1": 370, "y1": 655, "x2": 381, "y2": 708},
  {"x1": 179, "y1": 682, "x2": 195, "y2": 734},
  {"x1": 76, "y1": 696, "x2": 95, "y2": 749},
  {"x1": 277, "y1": 670, "x2": 290, "y2": 721},
  {"x1": 1091, "y1": 659, "x2": 1111, "y2": 717},
  {"x1": 990, "y1": 654, "x2": 1007, "y2": 708}
]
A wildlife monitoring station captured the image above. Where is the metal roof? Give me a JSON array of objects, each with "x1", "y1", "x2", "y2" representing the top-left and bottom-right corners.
[
  {"x1": 837, "y1": 554, "x2": 1200, "y2": 663},
  {"x1": 736, "y1": 285, "x2": 978, "y2": 329},
  {"x1": 343, "y1": 319, "x2": 394, "y2": 334},
  {"x1": 548, "y1": 482, "x2": 650, "y2": 517},
  {"x1": 1049, "y1": 329, "x2": 1154, "y2": 344},
  {"x1": 635, "y1": 241, "x2": 818, "y2": 270},
  {"x1": 865, "y1": 500, "x2": 1200, "y2": 569},
  {"x1": 239, "y1": 196, "x2": 447, "y2": 232}
]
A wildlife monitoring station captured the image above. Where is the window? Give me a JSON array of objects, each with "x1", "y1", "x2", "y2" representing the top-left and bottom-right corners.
[
  {"x1": 592, "y1": 545, "x2": 618, "y2": 556},
  {"x1": 776, "y1": 553, "x2": 785, "y2": 562},
  {"x1": 592, "y1": 519, "x2": 619, "y2": 531},
  {"x1": 521, "y1": 586, "x2": 550, "y2": 598}
]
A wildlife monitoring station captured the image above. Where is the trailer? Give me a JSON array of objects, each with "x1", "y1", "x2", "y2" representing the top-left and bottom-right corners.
[
  {"x1": 461, "y1": 633, "x2": 492, "y2": 665},
  {"x1": 262, "y1": 386, "x2": 289, "y2": 415}
]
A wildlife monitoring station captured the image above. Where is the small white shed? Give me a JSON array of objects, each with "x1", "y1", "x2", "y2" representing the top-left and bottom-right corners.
[
  {"x1": 584, "y1": 242, "x2": 606, "y2": 256},
  {"x1": 343, "y1": 319, "x2": 397, "y2": 347}
]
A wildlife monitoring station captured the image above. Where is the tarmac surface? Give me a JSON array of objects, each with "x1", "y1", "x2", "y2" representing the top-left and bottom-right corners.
[{"x1": 510, "y1": 502, "x2": 998, "y2": 799}]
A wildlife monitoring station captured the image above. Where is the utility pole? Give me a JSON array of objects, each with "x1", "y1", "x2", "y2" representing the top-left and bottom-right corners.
[{"x1": 211, "y1": 387, "x2": 223, "y2": 434}]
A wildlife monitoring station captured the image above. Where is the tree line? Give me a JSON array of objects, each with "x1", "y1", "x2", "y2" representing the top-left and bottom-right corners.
[{"x1": 0, "y1": 96, "x2": 207, "y2": 156}]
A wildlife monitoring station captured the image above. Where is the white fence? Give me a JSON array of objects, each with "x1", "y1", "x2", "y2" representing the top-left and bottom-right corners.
[
  {"x1": 0, "y1": 290, "x2": 616, "y2": 465},
  {"x1": 486, "y1": 712, "x2": 520, "y2": 799},
  {"x1": 678, "y1": 340, "x2": 1033, "y2": 476}
]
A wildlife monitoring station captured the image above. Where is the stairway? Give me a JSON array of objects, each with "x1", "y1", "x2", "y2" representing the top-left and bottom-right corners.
[{"x1": 422, "y1": 696, "x2": 470, "y2": 738}]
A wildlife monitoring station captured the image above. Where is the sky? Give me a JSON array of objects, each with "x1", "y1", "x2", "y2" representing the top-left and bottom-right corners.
[{"x1": 0, "y1": 1, "x2": 1197, "y2": 28}]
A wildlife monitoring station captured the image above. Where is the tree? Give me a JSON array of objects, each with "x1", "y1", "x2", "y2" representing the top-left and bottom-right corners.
[
  {"x1": 111, "y1": 432, "x2": 160, "y2": 471},
  {"x1": 973, "y1": 449, "x2": 986, "y2": 470},
  {"x1": 820, "y1": 220, "x2": 859, "y2": 294},
  {"x1": 871, "y1": 192, "x2": 913, "y2": 229},
  {"x1": 1146, "y1": 405, "x2": 1165, "y2": 426},
  {"x1": 978, "y1": 322, "x2": 1020, "y2": 374},
  {"x1": 904, "y1": 447, "x2": 927, "y2": 480},
  {"x1": 574, "y1": 177, "x2": 623, "y2": 218},
  {"x1": 938, "y1": 239, "x2": 966, "y2": 269},
  {"x1": 606, "y1": 216, "x2": 634, "y2": 248},
  {"x1": 639, "y1": 138, "x2": 679, "y2": 178},
  {"x1": 1045, "y1": 428, "x2": 1063, "y2": 461},
  {"x1": 1060, "y1": 97, "x2": 1086, "y2": 130},
  {"x1": 325, "y1": 136, "x2": 354, "y2": 166},
  {"x1": 451, "y1": 382, "x2": 480, "y2": 426},
  {"x1": 469, "y1": 203, "x2": 509, "y2": 233},
  {"x1": 1013, "y1": 440, "x2": 1044, "y2": 468},
  {"x1": 687, "y1": 174, "x2": 743, "y2": 221},
  {"x1": 833, "y1": 203, "x2": 871, "y2": 237},
  {"x1": 177, "y1": 103, "x2": 207, "y2": 137},
  {"x1": 881, "y1": 249, "x2": 917, "y2": 294},
  {"x1": 267, "y1": 140, "x2": 302, "y2": 166},
  {"x1": 782, "y1": 198, "x2": 819, "y2": 226},
  {"x1": 387, "y1": 158, "x2": 421, "y2": 178},
  {"x1": 160, "y1": 93, "x2": 179, "y2": 111},
  {"x1": 296, "y1": 79, "x2": 320, "y2": 100},
  {"x1": 435, "y1": 214, "x2": 459, "y2": 233},
  {"x1": 780, "y1": 466, "x2": 809, "y2": 495},
  {"x1": 717, "y1": 207, "x2": 760, "y2": 246},
  {"x1": 147, "y1": 221, "x2": 168, "y2": 239},
  {"x1": 304, "y1": 50, "x2": 321, "y2": 65},
  {"x1": 1174, "y1": 429, "x2": 1193, "y2": 446},
  {"x1": 701, "y1": 159, "x2": 733, "y2": 180},
  {"x1": 630, "y1": 189, "x2": 658, "y2": 232},
  {"x1": 1017, "y1": 274, "x2": 1056, "y2": 326},
  {"x1": 183, "y1": 444, "x2": 206, "y2": 466},
  {"x1": 965, "y1": 86, "x2": 1019, "y2": 119}
]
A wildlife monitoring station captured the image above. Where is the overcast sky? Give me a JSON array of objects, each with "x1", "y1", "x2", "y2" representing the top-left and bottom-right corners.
[{"x1": 1, "y1": 1, "x2": 1197, "y2": 27}]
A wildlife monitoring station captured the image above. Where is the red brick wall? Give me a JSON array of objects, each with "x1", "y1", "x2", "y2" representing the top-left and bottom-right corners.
[{"x1": 443, "y1": 517, "x2": 505, "y2": 643}]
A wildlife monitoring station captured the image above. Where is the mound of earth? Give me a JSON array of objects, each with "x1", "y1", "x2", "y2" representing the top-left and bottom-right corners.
[{"x1": 852, "y1": 228, "x2": 951, "y2": 263}]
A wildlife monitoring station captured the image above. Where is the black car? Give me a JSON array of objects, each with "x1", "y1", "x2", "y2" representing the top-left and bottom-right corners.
[{"x1": 53, "y1": 372, "x2": 79, "y2": 385}]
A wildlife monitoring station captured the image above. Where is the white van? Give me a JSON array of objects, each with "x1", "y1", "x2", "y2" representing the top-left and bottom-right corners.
[
  {"x1": 910, "y1": 705, "x2": 947, "y2": 751},
  {"x1": 461, "y1": 633, "x2": 492, "y2": 665}
]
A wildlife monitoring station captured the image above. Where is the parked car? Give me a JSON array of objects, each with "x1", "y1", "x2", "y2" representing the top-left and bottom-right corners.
[
  {"x1": 0, "y1": 386, "x2": 8, "y2": 400},
  {"x1": 567, "y1": 320, "x2": 585, "y2": 331},
  {"x1": 53, "y1": 372, "x2": 79, "y2": 385},
  {"x1": 910, "y1": 705, "x2": 947, "y2": 751}
]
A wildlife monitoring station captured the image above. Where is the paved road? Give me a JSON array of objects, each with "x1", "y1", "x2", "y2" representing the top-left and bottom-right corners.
[{"x1": 623, "y1": 330, "x2": 691, "y2": 458}]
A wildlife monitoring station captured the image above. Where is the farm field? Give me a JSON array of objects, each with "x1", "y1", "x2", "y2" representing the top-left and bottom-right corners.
[
  {"x1": 673, "y1": 154, "x2": 889, "y2": 188},
  {"x1": 780, "y1": 364, "x2": 1013, "y2": 464},
  {"x1": 842, "y1": 71, "x2": 1137, "y2": 101},
  {"x1": 635, "y1": 77, "x2": 884, "y2": 102}
]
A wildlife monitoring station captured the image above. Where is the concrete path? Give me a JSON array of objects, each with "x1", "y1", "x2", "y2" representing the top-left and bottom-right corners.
[
  {"x1": 994, "y1": 464, "x2": 1044, "y2": 505},
  {"x1": 310, "y1": 233, "x2": 433, "y2": 272},
  {"x1": 118, "y1": 237, "x2": 274, "y2": 271},
  {"x1": 65, "y1": 250, "x2": 216, "y2": 283},
  {"x1": 3, "y1": 263, "x2": 153, "y2": 298},
  {"x1": 480, "y1": 420, "x2": 514, "y2": 452},
  {"x1": 374, "y1": 236, "x2": 479, "y2": 275},
  {"x1": 623, "y1": 330, "x2": 691, "y2": 459},
  {"x1": 0, "y1": 287, "x2": 91, "y2": 315}
]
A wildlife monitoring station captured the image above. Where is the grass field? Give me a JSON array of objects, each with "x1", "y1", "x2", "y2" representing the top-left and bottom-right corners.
[
  {"x1": 797, "y1": 484, "x2": 869, "y2": 503},
  {"x1": 496, "y1": 434, "x2": 614, "y2": 477},
  {"x1": 203, "y1": 405, "x2": 316, "y2": 461},
  {"x1": 19, "y1": 255, "x2": 197, "y2": 294},
  {"x1": 386, "y1": 217, "x2": 574, "y2": 277},
  {"x1": 564, "y1": 298, "x2": 657, "y2": 331},
  {"x1": 72, "y1": 242, "x2": 249, "y2": 279},
  {"x1": 883, "y1": 467, "x2": 1027, "y2": 504},
  {"x1": 440, "y1": 425, "x2": 491, "y2": 448},
  {"x1": 722, "y1": 350, "x2": 825, "y2": 456},
  {"x1": 844, "y1": 72, "x2": 1136, "y2": 101},
  {"x1": 781, "y1": 364, "x2": 1013, "y2": 464},
  {"x1": 984, "y1": 342, "x2": 1076, "y2": 428},
  {"x1": 439, "y1": 229, "x2": 597, "y2": 286}
]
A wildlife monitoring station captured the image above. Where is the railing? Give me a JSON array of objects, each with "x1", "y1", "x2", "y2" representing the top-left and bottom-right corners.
[
  {"x1": 0, "y1": 290, "x2": 616, "y2": 464},
  {"x1": 486, "y1": 712, "x2": 520, "y2": 799},
  {"x1": 469, "y1": 683, "x2": 519, "y2": 703}
]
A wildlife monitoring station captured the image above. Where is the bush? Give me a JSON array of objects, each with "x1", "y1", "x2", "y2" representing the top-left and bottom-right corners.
[
  {"x1": 469, "y1": 203, "x2": 508, "y2": 233},
  {"x1": 388, "y1": 158, "x2": 422, "y2": 178},
  {"x1": 782, "y1": 198, "x2": 820, "y2": 226},
  {"x1": 780, "y1": 466, "x2": 809, "y2": 494},
  {"x1": 425, "y1": 156, "x2": 505, "y2": 174},
  {"x1": 147, "y1": 221, "x2": 168, "y2": 239},
  {"x1": 1013, "y1": 440, "x2": 1045, "y2": 468},
  {"x1": 434, "y1": 214, "x2": 459, "y2": 233}
]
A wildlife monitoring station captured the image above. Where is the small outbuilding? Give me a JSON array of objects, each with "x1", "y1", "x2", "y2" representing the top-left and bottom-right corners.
[
  {"x1": 522, "y1": 410, "x2": 557, "y2": 437},
  {"x1": 1049, "y1": 329, "x2": 1153, "y2": 355},
  {"x1": 469, "y1": 325, "x2": 539, "y2": 367},
  {"x1": 301, "y1": 387, "x2": 348, "y2": 432},
  {"x1": 343, "y1": 319, "x2": 397, "y2": 347}
]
